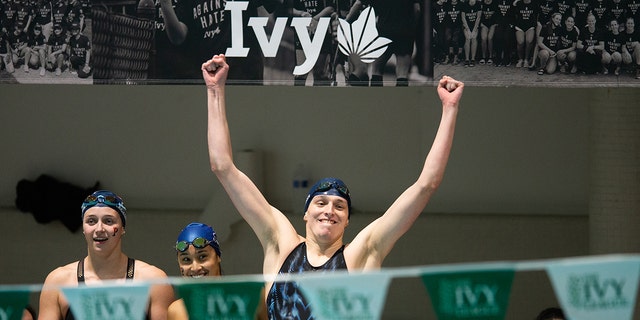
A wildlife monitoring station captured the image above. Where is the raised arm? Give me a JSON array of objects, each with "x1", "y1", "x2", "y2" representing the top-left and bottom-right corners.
[
  {"x1": 349, "y1": 76, "x2": 464, "y2": 269},
  {"x1": 158, "y1": 0, "x2": 188, "y2": 45},
  {"x1": 203, "y1": 55, "x2": 299, "y2": 262}
]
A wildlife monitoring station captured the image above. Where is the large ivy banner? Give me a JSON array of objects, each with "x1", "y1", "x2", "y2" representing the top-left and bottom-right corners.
[
  {"x1": 0, "y1": 0, "x2": 432, "y2": 86},
  {"x1": 3, "y1": 1, "x2": 640, "y2": 86},
  {"x1": 175, "y1": 279, "x2": 264, "y2": 320},
  {"x1": 546, "y1": 255, "x2": 640, "y2": 320},
  {"x1": 0, "y1": 289, "x2": 31, "y2": 320},
  {"x1": 421, "y1": 266, "x2": 515, "y2": 320},
  {"x1": 61, "y1": 283, "x2": 151, "y2": 320}
]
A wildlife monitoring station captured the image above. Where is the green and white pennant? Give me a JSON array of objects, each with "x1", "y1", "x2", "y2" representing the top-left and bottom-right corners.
[
  {"x1": 61, "y1": 283, "x2": 151, "y2": 320},
  {"x1": 546, "y1": 255, "x2": 640, "y2": 320},
  {"x1": 175, "y1": 279, "x2": 264, "y2": 320},
  {"x1": 0, "y1": 288, "x2": 31, "y2": 320},
  {"x1": 297, "y1": 271, "x2": 392, "y2": 320},
  {"x1": 421, "y1": 264, "x2": 515, "y2": 320}
]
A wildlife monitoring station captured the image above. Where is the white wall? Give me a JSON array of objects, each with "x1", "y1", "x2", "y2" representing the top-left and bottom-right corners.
[{"x1": 0, "y1": 85, "x2": 591, "y2": 214}]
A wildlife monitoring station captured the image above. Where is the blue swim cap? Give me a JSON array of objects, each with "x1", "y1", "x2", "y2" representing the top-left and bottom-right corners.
[
  {"x1": 81, "y1": 190, "x2": 127, "y2": 227},
  {"x1": 303, "y1": 177, "x2": 352, "y2": 217},
  {"x1": 176, "y1": 222, "x2": 221, "y2": 257}
]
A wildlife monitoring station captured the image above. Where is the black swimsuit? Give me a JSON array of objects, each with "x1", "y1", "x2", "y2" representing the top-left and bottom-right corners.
[
  {"x1": 64, "y1": 258, "x2": 137, "y2": 320},
  {"x1": 267, "y1": 242, "x2": 348, "y2": 320}
]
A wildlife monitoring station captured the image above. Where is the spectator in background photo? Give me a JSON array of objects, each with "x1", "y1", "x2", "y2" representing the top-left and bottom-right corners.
[
  {"x1": 45, "y1": 22, "x2": 66, "y2": 76},
  {"x1": 461, "y1": 0, "x2": 482, "y2": 67},
  {"x1": 67, "y1": 21, "x2": 90, "y2": 77},
  {"x1": 158, "y1": 0, "x2": 282, "y2": 82},
  {"x1": 444, "y1": 0, "x2": 463, "y2": 65},
  {"x1": 576, "y1": 13, "x2": 605, "y2": 74},
  {"x1": 13, "y1": 0, "x2": 33, "y2": 34},
  {"x1": 148, "y1": 0, "x2": 192, "y2": 79},
  {"x1": 621, "y1": 16, "x2": 640, "y2": 79},
  {"x1": 554, "y1": 0, "x2": 574, "y2": 21},
  {"x1": 624, "y1": 0, "x2": 640, "y2": 23},
  {"x1": 513, "y1": 0, "x2": 538, "y2": 68},
  {"x1": 66, "y1": 0, "x2": 84, "y2": 30},
  {"x1": 591, "y1": 0, "x2": 609, "y2": 30},
  {"x1": 8, "y1": 21, "x2": 29, "y2": 71},
  {"x1": 556, "y1": 14, "x2": 579, "y2": 74},
  {"x1": 25, "y1": 23, "x2": 46, "y2": 75},
  {"x1": 50, "y1": 0, "x2": 67, "y2": 31},
  {"x1": 602, "y1": 17, "x2": 624, "y2": 75},
  {"x1": 608, "y1": 0, "x2": 627, "y2": 33},
  {"x1": 2, "y1": 0, "x2": 19, "y2": 35},
  {"x1": 529, "y1": 0, "x2": 558, "y2": 70},
  {"x1": 480, "y1": 0, "x2": 498, "y2": 65},
  {"x1": 536, "y1": 12, "x2": 562, "y2": 75},
  {"x1": 32, "y1": 0, "x2": 52, "y2": 40},
  {"x1": 0, "y1": 28, "x2": 14, "y2": 72},
  {"x1": 433, "y1": 0, "x2": 449, "y2": 64},
  {"x1": 366, "y1": 0, "x2": 420, "y2": 86},
  {"x1": 493, "y1": 0, "x2": 516, "y2": 66},
  {"x1": 289, "y1": 0, "x2": 336, "y2": 86},
  {"x1": 574, "y1": 0, "x2": 593, "y2": 29},
  {"x1": 340, "y1": 0, "x2": 372, "y2": 86}
]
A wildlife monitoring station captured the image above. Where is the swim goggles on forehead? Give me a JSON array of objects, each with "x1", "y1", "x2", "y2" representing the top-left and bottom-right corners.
[
  {"x1": 175, "y1": 237, "x2": 211, "y2": 252},
  {"x1": 82, "y1": 194, "x2": 126, "y2": 212},
  {"x1": 312, "y1": 181, "x2": 351, "y2": 198}
]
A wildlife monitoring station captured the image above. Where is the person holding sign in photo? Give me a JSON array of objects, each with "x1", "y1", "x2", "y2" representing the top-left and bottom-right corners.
[
  {"x1": 158, "y1": 0, "x2": 282, "y2": 81},
  {"x1": 202, "y1": 53, "x2": 464, "y2": 320}
]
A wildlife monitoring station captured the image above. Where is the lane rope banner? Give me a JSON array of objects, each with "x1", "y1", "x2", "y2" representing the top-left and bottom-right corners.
[
  {"x1": 421, "y1": 264, "x2": 515, "y2": 320},
  {"x1": 297, "y1": 271, "x2": 392, "y2": 320},
  {"x1": 546, "y1": 255, "x2": 640, "y2": 320},
  {"x1": 61, "y1": 283, "x2": 151, "y2": 320}
]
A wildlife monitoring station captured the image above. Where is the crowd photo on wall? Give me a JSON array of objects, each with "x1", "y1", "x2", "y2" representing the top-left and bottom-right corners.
[
  {"x1": 2, "y1": 0, "x2": 640, "y2": 85},
  {"x1": 432, "y1": 0, "x2": 640, "y2": 84},
  {"x1": 0, "y1": 0, "x2": 93, "y2": 82}
]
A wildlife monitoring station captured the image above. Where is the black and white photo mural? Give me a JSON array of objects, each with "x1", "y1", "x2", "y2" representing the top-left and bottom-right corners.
[{"x1": 1, "y1": 0, "x2": 639, "y2": 86}]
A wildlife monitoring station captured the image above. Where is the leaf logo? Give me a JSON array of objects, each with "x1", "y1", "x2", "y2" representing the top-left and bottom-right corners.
[{"x1": 336, "y1": 7, "x2": 392, "y2": 63}]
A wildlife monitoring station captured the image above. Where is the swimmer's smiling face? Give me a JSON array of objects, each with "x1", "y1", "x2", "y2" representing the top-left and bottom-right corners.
[
  {"x1": 82, "y1": 206, "x2": 126, "y2": 254},
  {"x1": 304, "y1": 194, "x2": 350, "y2": 242},
  {"x1": 178, "y1": 245, "x2": 221, "y2": 278}
]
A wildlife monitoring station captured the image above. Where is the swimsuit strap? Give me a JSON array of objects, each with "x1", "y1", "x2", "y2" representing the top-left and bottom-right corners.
[
  {"x1": 76, "y1": 259, "x2": 85, "y2": 284},
  {"x1": 76, "y1": 257, "x2": 135, "y2": 283},
  {"x1": 126, "y1": 257, "x2": 135, "y2": 279}
]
